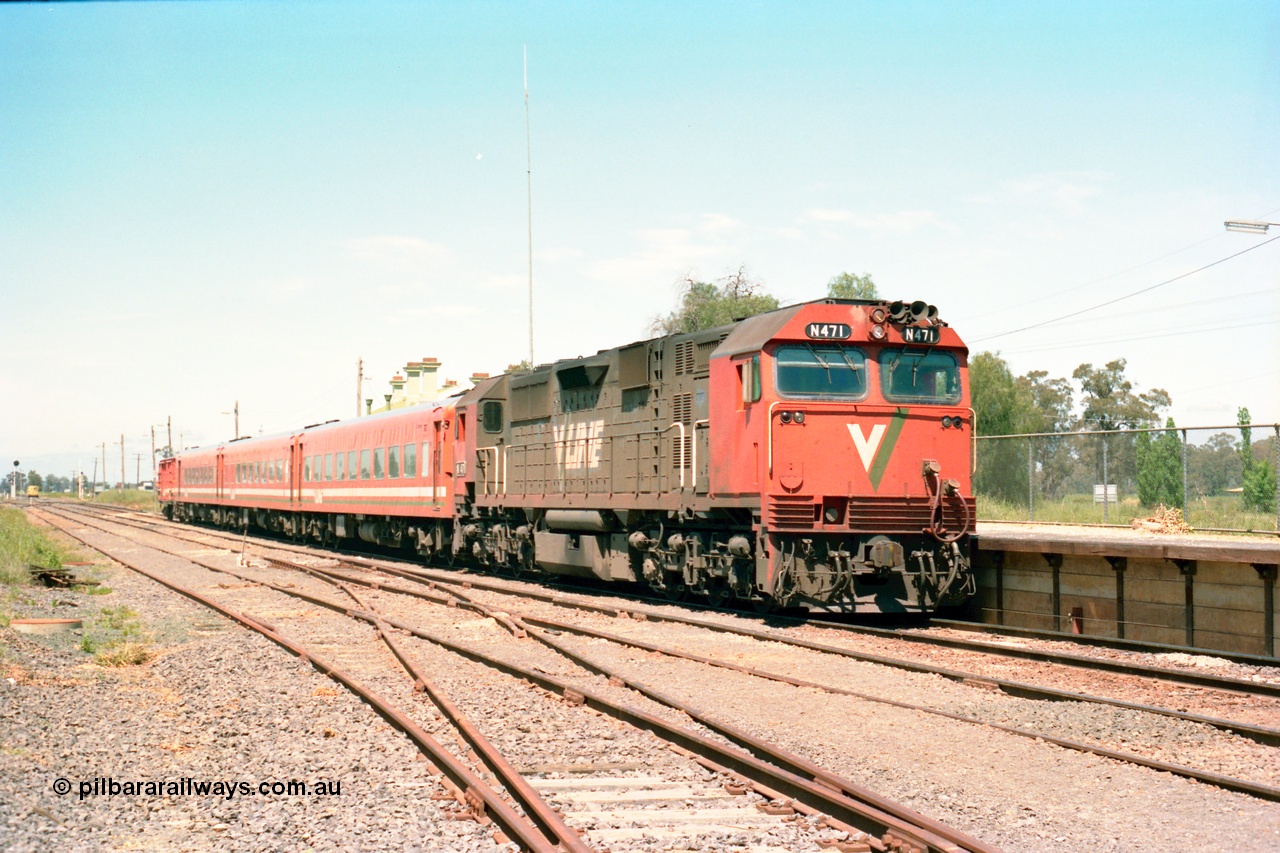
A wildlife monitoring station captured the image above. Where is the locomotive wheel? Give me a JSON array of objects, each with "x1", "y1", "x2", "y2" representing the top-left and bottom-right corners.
[
  {"x1": 749, "y1": 594, "x2": 776, "y2": 615},
  {"x1": 706, "y1": 580, "x2": 734, "y2": 609},
  {"x1": 659, "y1": 578, "x2": 688, "y2": 602}
]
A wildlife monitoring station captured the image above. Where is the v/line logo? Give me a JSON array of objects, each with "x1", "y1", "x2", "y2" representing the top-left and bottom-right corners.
[{"x1": 846, "y1": 411, "x2": 909, "y2": 490}]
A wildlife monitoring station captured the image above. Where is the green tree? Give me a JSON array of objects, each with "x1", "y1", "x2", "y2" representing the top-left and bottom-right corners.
[
  {"x1": 1073, "y1": 359, "x2": 1171, "y2": 430},
  {"x1": 652, "y1": 266, "x2": 779, "y2": 335},
  {"x1": 26, "y1": 470, "x2": 42, "y2": 490},
  {"x1": 1016, "y1": 370, "x2": 1075, "y2": 498},
  {"x1": 1244, "y1": 461, "x2": 1278, "y2": 514},
  {"x1": 826, "y1": 272, "x2": 878, "y2": 300},
  {"x1": 1073, "y1": 359, "x2": 1171, "y2": 494},
  {"x1": 969, "y1": 353, "x2": 1030, "y2": 504},
  {"x1": 1186, "y1": 432, "x2": 1240, "y2": 498},
  {"x1": 505, "y1": 359, "x2": 533, "y2": 374},
  {"x1": 1239, "y1": 407, "x2": 1277, "y2": 513},
  {"x1": 1135, "y1": 417, "x2": 1183, "y2": 508},
  {"x1": 1238, "y1": 407, "x2": 1253, "y2": 474}
]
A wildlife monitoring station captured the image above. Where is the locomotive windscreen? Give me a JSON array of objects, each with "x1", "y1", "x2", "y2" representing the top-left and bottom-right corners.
[
  {"x1": 774, "y1": 344, "x2": 868, "y2": 398},
  {"x1": 879, "y1": 349, "x2": 961, "y2": 404}
]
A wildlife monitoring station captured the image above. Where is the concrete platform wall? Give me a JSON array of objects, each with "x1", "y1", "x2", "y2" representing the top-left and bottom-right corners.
[{"x1": 974, "y1": 549, "x2": 1278, "y2": 657}]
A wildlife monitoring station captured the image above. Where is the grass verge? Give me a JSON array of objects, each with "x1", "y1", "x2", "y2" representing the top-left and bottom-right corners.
[{"x1": 0, "y1": 507, "x2": 70, "y2": 586}]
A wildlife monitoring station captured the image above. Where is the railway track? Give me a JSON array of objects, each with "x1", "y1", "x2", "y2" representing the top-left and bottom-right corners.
[
  {"x1": 44, "y1": 503, "x2": 1280, "y2": 738},
  {"x1": 35, "y1": 502, "x2": 998, "y2": 853},
  {"x1": 34, "y1": 502, "x2": 1280, "y2": 805},
  {"x1": 49, "y1": 500, "x2": 1280, "y2": 698}
]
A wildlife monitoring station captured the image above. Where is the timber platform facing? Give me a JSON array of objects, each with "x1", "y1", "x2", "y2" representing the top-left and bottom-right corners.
[{"x1": 972, "y1": 522, "x2": 1280, "y2": 658}]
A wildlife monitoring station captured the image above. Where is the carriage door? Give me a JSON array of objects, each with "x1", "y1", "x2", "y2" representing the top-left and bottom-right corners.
[
  {"x1": 290, "y1": 439, "x2": 303, "y2": 507},
  {"x1": 431, "y1": 421, "x2": 442, "y2": 506},
  {"x1": 215, "y1": 451, "x2": 225, "y2": 501}
]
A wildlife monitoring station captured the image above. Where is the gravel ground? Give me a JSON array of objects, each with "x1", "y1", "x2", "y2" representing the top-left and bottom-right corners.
[
  {"x1": 492, "y1": 605, "x2": 1280, "y2": 786},
  {"x1": 22, "y1": 508, "x2": 862, "y2": 853},
  {"x1": 51, "y1": 509, "x2": 1280, "y2": 851},
  {"x1": 1, "y1": 521, "x2": 506, "y2": 853}
]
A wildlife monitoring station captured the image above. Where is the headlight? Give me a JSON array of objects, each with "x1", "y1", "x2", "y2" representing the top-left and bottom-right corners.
[
  {"x1": 793, "y1": 412, "x2": 805, "y2": 424},
  {"x1": 870, "y1": 324, "x2": 886, "y2": 340},
  {"x1": 780, "y1": 411, "x2": 793, "y2": 424},
  {"x1": 942, "y1": 416, "x2": 954, "y2": 428}
]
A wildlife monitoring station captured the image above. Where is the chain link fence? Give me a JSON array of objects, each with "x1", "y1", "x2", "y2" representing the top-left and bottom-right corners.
[{"x1": 974, "y1": 422, "x2": 1280, "y2": 534}]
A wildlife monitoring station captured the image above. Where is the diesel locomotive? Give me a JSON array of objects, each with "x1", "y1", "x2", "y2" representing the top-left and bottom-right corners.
[{"x1": 159, "y1": 298, "x2": 975, "y2": 613}]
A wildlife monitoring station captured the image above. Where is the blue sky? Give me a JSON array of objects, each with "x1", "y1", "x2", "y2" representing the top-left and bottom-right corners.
[{"x1": 2, "y1": 1, "x2": 1277, "y2": 480}]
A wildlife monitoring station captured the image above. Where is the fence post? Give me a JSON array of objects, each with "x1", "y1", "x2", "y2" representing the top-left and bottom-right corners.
[
  {"x1": 1102, "y1": 436, "x2": 1109, "y2": 525},
  {"x1": 1181, "y1": 428, "x2": 1189, "y2": 521},
  {"x1": 1274, "y1": 425, "x2": 1279, "y2": 533},
  {"x1": 1027, "y1": 436, "x2": 1034, "y2": 522}
]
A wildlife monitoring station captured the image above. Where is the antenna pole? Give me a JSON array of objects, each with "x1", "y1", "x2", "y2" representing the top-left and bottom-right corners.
[{"x1": 524, "y1": 45, "x2": 534, "y2": 367}]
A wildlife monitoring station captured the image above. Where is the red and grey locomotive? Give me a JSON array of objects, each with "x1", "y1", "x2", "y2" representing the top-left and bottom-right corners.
[{"x1": 159, "y1": 298, "x2": 974, "y2": 613}]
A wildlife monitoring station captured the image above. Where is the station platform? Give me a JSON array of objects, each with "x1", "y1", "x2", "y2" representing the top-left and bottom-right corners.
[{"x1": 970, "y1": 522, "x2": 1280, "y2": 658}]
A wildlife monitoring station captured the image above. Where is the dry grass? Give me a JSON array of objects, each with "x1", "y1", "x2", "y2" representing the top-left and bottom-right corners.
[
  {"x1": 979, "y1": 492, "x2": 1278, "y2": 533},
  {"x1": 95, "y1": 641, "x2": 155, "y2": 667}
]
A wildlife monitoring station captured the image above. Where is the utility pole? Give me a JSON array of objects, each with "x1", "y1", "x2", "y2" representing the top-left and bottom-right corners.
[
  {"x1": 101, "y1": 442, "x2": 107, "y2": 493},
  {"x1": 357, "y1": 358, "x2": 364, "y2": 417},
  {"x1": 151, "y1": 426, "x2": 157, "y2": 479},
  {"x1": 91, "y1": 459, "x2": 98, "y2": 497},
  {"x1": 235, "y1": 401, "x2": 239, "y2": 439},
  {"x1": 167, "y1": 416, "x2": 172, "y2": 455},
  {"x1": 119, "y1": 434, "x2": 125, "y2": 492},
  {"x1": 135, "y1": 453, "x2": 143, "y2": 487},
  {"x1": 524, "y1": 45, "x2": 535, "y2": 368}
]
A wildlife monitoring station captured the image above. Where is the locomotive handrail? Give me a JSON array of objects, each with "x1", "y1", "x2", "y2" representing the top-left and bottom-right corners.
[
  {"x1": 475, "y1": 447, "x2": 499, "y2": 496},
  {"x1": 766, "y1": 401, "x2": 781, "y2": 476},
  {"x1": 692, "y1": 419, "x2": 709, "y2": 491},
  {"x1": 968, "y1": 407, "x2": 978, "y2": 475},
  {"x1": 658, "y1": 422, "x2": 686, "y2": 490}
]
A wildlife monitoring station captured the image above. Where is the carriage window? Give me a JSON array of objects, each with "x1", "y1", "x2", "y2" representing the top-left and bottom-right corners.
[
  {"x1": 403, "y1": 443, "x2": 416, "y2": 478},
  {"x1": 360, "y1": 449, "x2": 371, "y2": 479},
  {"x1": 348, "y1": 450, "x2": 358, "y2": 480},
  {"x1": 303, "y1": 457, "x2": 311, "y2": 482},
  {"x1": 423, "y1": 442, "x2": 431, "y2": 475},
  {"x1": 879, "y1": 349, "x2": 961, "y2": 404},
  {"x1": 373, "y1": 448, "x2": 385, "y2": 479},
  {"x1": 335, "y1": 452, "x2": 345, "y2": 480},
  {"x1": 324, "y1": 453, "x2": 334, "y2": 481},
  {"x1": 775, "y1": 345, "x2": 867, "y2": 399},
  {"x1": 388, "y1": 445, "x2": 400, "y2": 478}
]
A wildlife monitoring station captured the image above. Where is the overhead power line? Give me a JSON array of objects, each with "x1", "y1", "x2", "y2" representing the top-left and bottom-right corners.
[{"x1": 973, "y1": 233, "x2": 1280, "y2": 344}]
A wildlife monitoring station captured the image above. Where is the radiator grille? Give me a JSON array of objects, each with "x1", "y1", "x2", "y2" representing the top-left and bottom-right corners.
[
  {"x1": 768, "y1": 495, "x2": 816, "y2": 529},
  {"x1": 674, "y1": 340, "x2": 695, "y2": 375},
  {"x1": 847, "y1": 497, "x2": 976, "y2": 534}
]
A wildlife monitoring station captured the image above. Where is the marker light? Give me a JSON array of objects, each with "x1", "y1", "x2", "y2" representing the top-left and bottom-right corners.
[
  {"x1": 942, "y1": 416, "x2": 954, "y2": 428},
  {"x1": 870, "y1": 324, "x2": 886, "y2": 340},
  {"x1": 793, "y1": 412, "x2": 805, "y2": 424},
  {"x1": 780, "y1": 411, "x2": 793, "y2": 424},
  {"x1": 870, "y1": 307, "x2": 887, "y2": 324}
]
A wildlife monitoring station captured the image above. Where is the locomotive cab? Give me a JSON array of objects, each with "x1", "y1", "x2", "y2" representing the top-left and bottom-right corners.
[{"x1": 709, "y1": 299, "x2": 975, "y2": 612}]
